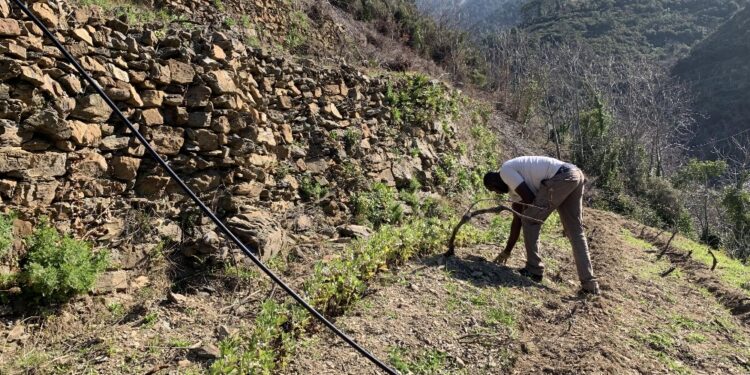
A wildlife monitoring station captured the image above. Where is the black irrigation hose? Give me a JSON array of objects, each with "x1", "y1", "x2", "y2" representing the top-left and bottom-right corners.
[{"x1": 9, "y1": 1, "x2": 398, "y2": 373}]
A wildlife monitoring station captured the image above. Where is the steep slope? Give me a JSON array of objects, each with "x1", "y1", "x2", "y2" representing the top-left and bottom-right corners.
[
  {"x1": 289, "y1": 209, "x2": 750, "y2": 374},
  {"x1": 520, "y1": 0, "x2": 747, "y2": 61},
  {"x1": 673, "y1": 6, "x2": 750, "y2": 156}
]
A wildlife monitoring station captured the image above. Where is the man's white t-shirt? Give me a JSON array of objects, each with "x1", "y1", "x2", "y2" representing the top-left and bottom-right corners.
[{"x1": 500, "y1": 156, "x2": 565, "y2": 201}]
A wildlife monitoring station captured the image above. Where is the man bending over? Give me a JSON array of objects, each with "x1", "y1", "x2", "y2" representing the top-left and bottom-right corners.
[{"x1": 484, "y1": 156, "x2": 600, "y2": 295}]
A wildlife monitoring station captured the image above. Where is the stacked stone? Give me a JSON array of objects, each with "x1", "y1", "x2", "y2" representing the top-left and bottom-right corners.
[{"x1": 0, "y1": 0, "x2": 457, "y2": 262}]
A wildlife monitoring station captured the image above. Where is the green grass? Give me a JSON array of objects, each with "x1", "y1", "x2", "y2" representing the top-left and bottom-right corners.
[
  {"x1": 169, "y1": 338, "x2": 192, "y2": 348},
  {"x1": 76, "y1": 0, "x2": 178, "y2": 26},
  {"x1": 685, "y1": 332, "x2": 706, "y2": 344},
  {"x1": 621, "y1": 229, "x2": 655, "y2": 250},
  {"x1": 486, "y1": 307, "x2": 515, "y2": 327},
  {"x1": 673, "y1": 237, "x2": 750, "y2": 293},
  {"x1": 656, "y1": 352, "x2": 692, "y2": 374},
  {"x1": 224, "y1": 264, "x2": 259, "y2": 281},
  {"x1": 388, "y1": 347, "x2": 451, "y2": 375}
]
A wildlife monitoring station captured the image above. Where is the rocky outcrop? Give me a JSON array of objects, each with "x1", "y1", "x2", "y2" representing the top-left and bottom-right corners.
[{"x1": 0, "y1": 0, "x2": 458, "y2": 269}]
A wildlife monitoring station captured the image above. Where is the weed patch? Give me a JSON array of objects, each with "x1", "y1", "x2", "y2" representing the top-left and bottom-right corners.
[
  {"x1": 388, "y1": 346, "x2": 452, "y2": 375},
  {"x1": 18, "y1": 220, "x2": 107, "y2": 303}
]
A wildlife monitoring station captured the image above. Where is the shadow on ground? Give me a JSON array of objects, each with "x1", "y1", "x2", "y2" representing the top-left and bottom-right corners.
[{"x1": 420, "y1": 253, "x2": 552, "y2": 291}]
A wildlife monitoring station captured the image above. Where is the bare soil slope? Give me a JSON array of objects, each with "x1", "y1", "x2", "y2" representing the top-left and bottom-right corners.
[{"x1": 288, "y1": 209, "x2": 750, "y2": 374}]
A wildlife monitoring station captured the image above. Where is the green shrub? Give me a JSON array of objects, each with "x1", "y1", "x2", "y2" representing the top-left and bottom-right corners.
[
  {"x1": 22, "y1": 220, "x2": 107, "y2": 302},
  {"x1": 353, "y1": 182, "x2": 403, "y2": 228},
  {"x1": 386, "y1": 74, "x2": 458, "y2": 130},
  {"x1": 299, "y1": 174, "x2": 327, "y2": 201},
  {"x1": 0, "y1": 211, "x2": 14, "y2": 259}
]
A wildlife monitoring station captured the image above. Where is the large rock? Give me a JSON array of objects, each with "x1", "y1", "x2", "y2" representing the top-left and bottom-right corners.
[
  {"x1": 141, "y1": 90, "x2": 164, "y2": 107},
  {"x1": 0, "y1": 19, "x2": 20, "y2": 36},
  {"x1": 69, "y1": 121, "x2": 102, "y2": 147},
  {"x1": 19, "y1": 65, "x2": 45, "y2": 86},
  {"x1": 227, "y1": 210, "x2": 289, "y2": 261},
  {"x1": 141, "y1": 108, "x2": 164, "y2": 126},
  {"x1": 93, "y1": 270, "x2": 128, "y2": 294},
  {"x1": 255, "y1": 127, "x2": 276, "y2": 146},
  {"x1": 186, "y1": 85, "x2": 211, "y2": 107},
  {"x1": 147, "y1": 126, "x2": 184, "y2": 155},
  {"x1": 110, "y1": 155, "x2": 140, "y2": 181},
  {"x1": 23, "y1": 110, "x2": 69, "y2": 141},
  {"x1": 69, "y1": 152, "x2": 108, "y2": 180},
  {"x1": 168, "y1": 60, "x2": 195, "y2": 84},
  {"x1": 12, "y1": 180, "x2": 58, "y2": 207},
  {"x1": 30, "y1": 3, "x2": 58, "y2": 28},
  {"x1": 208, "y1": 70, "x2": 238, "y2": 94},
  {"x1": 0, "y1": 148, "x2": 66, "y2": 178},
  {"x1": 71, "y1": 95, "x2": 113, "y2": 122},
  {"x1": 1, "y1": 0, "x2": 10, "y2": 18},
  {"x1": 0, "y1": 119, "x2": 21, "y2": 147},
  {"x1": 187, "y1": 129, "x2": 219, "y2": 151}
]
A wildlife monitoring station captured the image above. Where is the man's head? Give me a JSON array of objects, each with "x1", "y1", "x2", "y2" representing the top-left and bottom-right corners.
[{"x1": 483, "y1": 172, "x2": 509, "y2": 194}]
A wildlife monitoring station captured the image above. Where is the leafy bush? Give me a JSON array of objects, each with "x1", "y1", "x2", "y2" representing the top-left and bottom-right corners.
[
  {"x1": 353, "y1": 182, "x2": 404, "y2": 228},
  {"x1": 386, "y1": 74, "x2": 458, "y2": 129},
  {"x1": 21, "y1": 221, "x2": 107, "y2": 302}
]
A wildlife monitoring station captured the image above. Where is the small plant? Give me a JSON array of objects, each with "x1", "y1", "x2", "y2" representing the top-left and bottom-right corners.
[
  {"x1": 245, "y1": 35, "x2": 261, "y2": 48},
  {"x1": 642, "y1": 332, "x2": 674, "y2": 352},
  {"x1": 353, "y1": 183, "x2": 404, "y2": 228},
  {"x1": 211, "y1": 300, "x2": 308, "y2": 374},
  {"x1": 299, "y1": 175, "x2": 326, "y2": 201},
  {"x1": 107, "y1": 302, "x2": 125, "y2": 317},
  {"x1": 142, "y1": 311, "x2": 159, "y2": 328},
  {"x1": 0, "y1": 211, "x2": 14, "y2": 259},
  {"x1": 486, "y1": 307, "x2": 516, "y2": 328},
  {"x1": 343, "y1": 128, "x2": 362, "y2": 153},
  {"x1": 240, "y1": 15, "x2": 251, "y2": 28},
  {"x1": 21, "y1": 220, "x2": 107, "y2": 302},
  {"x1": 170, "y1": 339, "x2": 192, "y2": 348},
  {"x1": 224, "y1": 17, "x2": 237, "y2": 28}
]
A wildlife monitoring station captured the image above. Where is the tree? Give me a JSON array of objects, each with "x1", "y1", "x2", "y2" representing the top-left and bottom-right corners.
[{"x1": 673, "y1": 159, "x2": 728, "y2": 246}]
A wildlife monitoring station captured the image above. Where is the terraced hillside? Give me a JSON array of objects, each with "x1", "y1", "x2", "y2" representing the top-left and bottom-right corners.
[{"x1": 0, "y1": 1, "x2": 748, "y2": 374}]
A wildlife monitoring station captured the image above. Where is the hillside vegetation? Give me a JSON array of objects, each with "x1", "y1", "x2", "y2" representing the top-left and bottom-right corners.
[
  {"x1": 673, "y1": 6, "x2": 750, "y2": 156},
  {"x1": 520, "y1": 0, "x2": 748, "y2": 61}
]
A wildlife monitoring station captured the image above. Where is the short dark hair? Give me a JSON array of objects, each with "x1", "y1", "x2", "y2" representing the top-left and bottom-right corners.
[{"x1": 483, "y1": 172, "x2": 509, "y2": 193}]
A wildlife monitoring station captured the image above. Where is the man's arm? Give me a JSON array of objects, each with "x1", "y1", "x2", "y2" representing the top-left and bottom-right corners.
[
  {"x1": 494, "y1": 202, "x2": 524, "y2": 264},
  {"x1": 515, "y1": 182, "x2": 535, "y2": 203}
]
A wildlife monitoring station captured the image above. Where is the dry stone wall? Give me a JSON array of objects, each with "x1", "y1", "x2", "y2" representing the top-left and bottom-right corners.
[{"x1": 0, "y1": 0, "x2": 459, "y2": 272}]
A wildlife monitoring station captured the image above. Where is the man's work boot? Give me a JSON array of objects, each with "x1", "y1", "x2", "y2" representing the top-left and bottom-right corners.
[
  {"x1": 579, "y1": 280, "x2": 601, "y2": 295},
  {"x1": 518, "y1": 267, "x2": 543, "y2": 283}
]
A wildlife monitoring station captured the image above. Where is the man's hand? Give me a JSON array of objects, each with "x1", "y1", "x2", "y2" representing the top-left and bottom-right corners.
[{"x1": 493, "y1": 250, "x2": 511, "y2": 265}]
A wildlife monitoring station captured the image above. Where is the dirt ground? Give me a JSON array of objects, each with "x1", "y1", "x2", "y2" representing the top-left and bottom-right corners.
[
  {"x1": 287, "y1": 209, "x2": 750, "y2": 374},
  {"x1": 2, "y1": 210, "x2": 749, "y2": 374}
]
